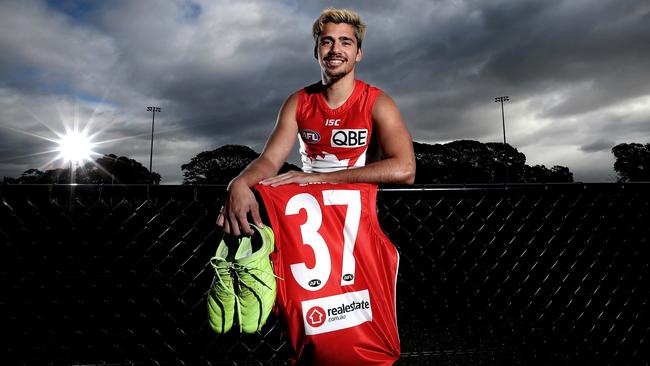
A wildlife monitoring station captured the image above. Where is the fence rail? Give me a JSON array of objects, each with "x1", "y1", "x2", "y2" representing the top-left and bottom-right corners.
[{"x1": 1, "y1": 183, "x2": 648, "y2": 365}]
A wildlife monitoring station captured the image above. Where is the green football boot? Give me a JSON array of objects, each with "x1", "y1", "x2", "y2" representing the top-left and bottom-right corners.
[
  {"x1": 207, "y1": 237, "x2": 237, "y2": 334},
  {"x1": 232, "y1": 224, "x2": 277, "y2": 334}
]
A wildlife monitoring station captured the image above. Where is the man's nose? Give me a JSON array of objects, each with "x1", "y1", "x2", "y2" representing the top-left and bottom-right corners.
[{"x1": 330, "y1": 41, "x2": 342, "y2": 54}]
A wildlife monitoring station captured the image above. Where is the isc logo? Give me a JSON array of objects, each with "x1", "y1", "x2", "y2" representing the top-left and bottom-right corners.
[
  {"x1": 325, "y1": 119, "x2": 341, "y2": 126},
  {"x1": 331, "y1": 129, "x2": 368, "y2": 148}
]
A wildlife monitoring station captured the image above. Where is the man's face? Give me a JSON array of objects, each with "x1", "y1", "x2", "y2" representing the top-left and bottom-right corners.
[{"x1": 317, "y1": 22, "x2": 363, "y2": 81}]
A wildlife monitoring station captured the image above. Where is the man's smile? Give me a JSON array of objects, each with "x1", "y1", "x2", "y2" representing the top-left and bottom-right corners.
[{"x1": 325, "y1": 57, "x2": 346, "y2": 67}]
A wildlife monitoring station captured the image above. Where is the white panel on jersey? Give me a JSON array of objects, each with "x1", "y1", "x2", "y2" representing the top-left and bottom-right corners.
[{"x1": 301, "y1": 289, "x2": 372, "y2": 335}]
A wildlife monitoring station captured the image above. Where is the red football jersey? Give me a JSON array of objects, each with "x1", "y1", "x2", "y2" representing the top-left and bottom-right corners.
[
  {"x1": 296, "y1": 80, "x2": 383, "y2": 173},
  {"x1": 255, "y1": 183, "x2": 400, "y2": 365}
]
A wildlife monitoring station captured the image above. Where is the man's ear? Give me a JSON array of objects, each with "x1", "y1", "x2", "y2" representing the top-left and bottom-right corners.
[{"x1": 356, "y1": 47, "x2": 363, "y2": 62}]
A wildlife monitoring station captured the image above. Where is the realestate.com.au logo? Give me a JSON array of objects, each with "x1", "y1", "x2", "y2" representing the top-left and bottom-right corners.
[
  {"x1": 301, "y1": 290, "x2": 372, "y2": 335},
  {"x1": 306, "y1": 306, "x2": 326, "y2": 328}
]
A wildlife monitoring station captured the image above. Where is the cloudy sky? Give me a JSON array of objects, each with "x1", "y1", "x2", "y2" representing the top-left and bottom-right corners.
[{"x1": 1, "y1": 0, "x2": 649, "y2": 183}]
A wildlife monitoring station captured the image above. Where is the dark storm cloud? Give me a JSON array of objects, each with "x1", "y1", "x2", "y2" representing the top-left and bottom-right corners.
[
  {"x1": 359, "y1": 0, "x2": 650, "y2": 129},
  {"x1": 580, "y1": 139, "x2": 615, "y2": 153},
  {"x1": 1, "y1": 0, "x2": 649, "y2": 182}
]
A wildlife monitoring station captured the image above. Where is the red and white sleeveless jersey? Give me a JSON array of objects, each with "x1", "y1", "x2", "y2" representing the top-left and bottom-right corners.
[
  {"x1": 255, "y1": 183, "x2": 400, "y2": 366},
  {"x1": 296, "y1": 80, "x2": 383, "y2": 173}
]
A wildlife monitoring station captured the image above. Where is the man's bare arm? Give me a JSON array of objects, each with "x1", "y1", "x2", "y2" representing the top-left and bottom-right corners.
[
  {"x1": 216, "y1": 92, "x2": 299, "y2": 236},
  {"x1": 260, "y1": 93, "x2": 415, "y2": 186}
]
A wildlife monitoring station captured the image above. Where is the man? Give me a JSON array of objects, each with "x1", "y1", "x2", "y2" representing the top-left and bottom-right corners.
[
  {"x1": 213, "y1": 9, "x2": 415, "y2": 364},
  {"x1": 216, "y1": 8, "x2": 415, "y2": 236}
]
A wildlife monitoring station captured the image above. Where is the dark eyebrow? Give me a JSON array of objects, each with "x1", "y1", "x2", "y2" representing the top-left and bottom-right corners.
[{"x1": 320, "y1": 35, "x2": 355, "y2": 43}]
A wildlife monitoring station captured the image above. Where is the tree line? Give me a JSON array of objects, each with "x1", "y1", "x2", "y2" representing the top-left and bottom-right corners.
[
  {"x1": 4, "y1": 141, "x2": 649, "y2": 184},
  {"x1": 4, "y1": 154, "x2": 161, "y2": 184}
]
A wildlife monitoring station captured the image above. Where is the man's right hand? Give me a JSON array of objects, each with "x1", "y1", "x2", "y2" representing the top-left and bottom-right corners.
[{"x1": 216, "y1": 180, "x2": 264, "y2": 236}]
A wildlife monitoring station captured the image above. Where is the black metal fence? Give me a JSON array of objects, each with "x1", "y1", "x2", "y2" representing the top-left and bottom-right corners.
[{"x1": 1, "y1": 183, "x2": 648, "y2": 365}]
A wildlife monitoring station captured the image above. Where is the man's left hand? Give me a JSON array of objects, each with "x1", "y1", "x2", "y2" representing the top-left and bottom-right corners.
[{"x1": 259, "y1": 171, "x2": 319, "y2": 187}]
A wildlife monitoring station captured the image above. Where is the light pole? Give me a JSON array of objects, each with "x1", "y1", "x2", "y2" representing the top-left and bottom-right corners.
[
  {"x1": 494, "y1": 96, "x2": 510, "y2": 183},
  {"x1": 146, "y1": 106, "x2": 161, "y2": 184}
]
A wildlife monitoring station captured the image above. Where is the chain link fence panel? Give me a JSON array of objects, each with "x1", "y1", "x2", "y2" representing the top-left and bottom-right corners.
[{"x1": 1, "y1": 183, "x2": 647, "y2": 365}]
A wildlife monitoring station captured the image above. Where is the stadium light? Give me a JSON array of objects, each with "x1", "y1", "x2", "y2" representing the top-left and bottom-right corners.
[
  {"x1": 494, "y1": 96, "x2": 510, "y2": 183},
  {"x1": 494, "y1": 96, "x2": 510, "y2": 145},
  {"x1": 146, "y1": 106, "x2": 161, "y2": 184}
]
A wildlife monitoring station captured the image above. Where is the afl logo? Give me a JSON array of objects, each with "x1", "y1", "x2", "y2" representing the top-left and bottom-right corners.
[
  {"x1": 300, "y1": 129, "x2": 320, "y2": 144},
  {"x1": 342, "y1": 274, "x2": 354, "y2": 281},
  {"x1": 308, "y1": 279, "x2": 321, "y2": 287}
]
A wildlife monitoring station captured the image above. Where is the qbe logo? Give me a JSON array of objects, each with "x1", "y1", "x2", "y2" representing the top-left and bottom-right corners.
[
  {"x1": 306, "y1": 306, "x2": 326, "y2": 328},
  {"x1": 331, "y1": 129, "x2": 368, "y2": 148}
]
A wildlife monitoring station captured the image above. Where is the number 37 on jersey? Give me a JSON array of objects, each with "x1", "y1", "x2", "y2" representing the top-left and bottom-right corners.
[{"x1": 285, "y1": 189, "x2": 361, "y2": 291}]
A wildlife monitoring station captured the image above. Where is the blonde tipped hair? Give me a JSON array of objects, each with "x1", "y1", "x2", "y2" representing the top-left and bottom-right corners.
[{"x1": 312, "y1": 8, "x2": 366, "y2": 58}]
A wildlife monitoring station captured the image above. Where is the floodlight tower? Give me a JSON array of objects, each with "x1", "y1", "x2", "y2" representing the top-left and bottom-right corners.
[
  {"x1": 146, "y1": 106, "x2": 161, "y2": 184},
  {"x1": 494, "y1": 96, "x2": 509, "y2": 145},
  {"x1": 494, "y1": 96, "x2": 510, "y2": 183}
]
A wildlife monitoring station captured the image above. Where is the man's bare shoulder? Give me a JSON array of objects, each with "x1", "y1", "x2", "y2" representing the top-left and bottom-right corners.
[
  {"x1": 280, "y1": 91, "x2": 301, "y2": 117},
  {"x1": 373, "y1": 91, "x2": 398, "y2": 108},
  {"x1": 372, "y1": 92, "x2": 403, "y2": 121},
  {"x1": 287, "y1": 89, "x2": 301, "y2": 102},
  {"x1": 285, "y1": 81, "x2": 322, "y2": 102}
]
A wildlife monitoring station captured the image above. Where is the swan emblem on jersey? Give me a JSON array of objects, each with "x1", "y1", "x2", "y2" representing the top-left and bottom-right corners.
[
  {"x1": 305, "y1": 151, "x2": 367, "y2": 172},
  {"x1": 307, "y1": 151, "x2": 351, "y2": 172}
]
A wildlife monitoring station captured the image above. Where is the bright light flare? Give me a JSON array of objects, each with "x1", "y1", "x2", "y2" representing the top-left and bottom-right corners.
[{"x1": 55, "y1": 130, "x2": 96, "y2": 165}]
